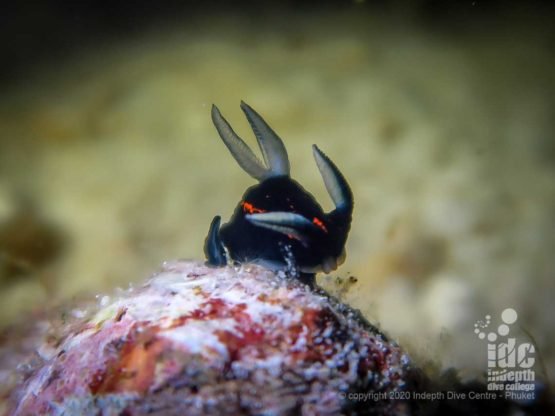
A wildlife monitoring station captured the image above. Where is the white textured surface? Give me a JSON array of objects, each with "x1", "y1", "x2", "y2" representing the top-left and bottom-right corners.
[{"x1": 6, "y1": 261, "x2": 410, "y2": 416}]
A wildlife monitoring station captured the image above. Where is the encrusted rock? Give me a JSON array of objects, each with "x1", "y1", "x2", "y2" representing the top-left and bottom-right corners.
[{"x1": 4, "y1": 261, "x2": 411, "y2": 415}]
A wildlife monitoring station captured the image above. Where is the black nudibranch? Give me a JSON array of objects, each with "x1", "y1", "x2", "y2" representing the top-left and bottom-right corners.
[{"x1": 204, "y1": 102, "x2": 353, "y2": 283}]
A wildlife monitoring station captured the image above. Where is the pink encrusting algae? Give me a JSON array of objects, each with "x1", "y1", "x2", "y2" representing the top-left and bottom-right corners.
[{"x1": 4, "y1": 261, "x2": 411, "y2": 415}]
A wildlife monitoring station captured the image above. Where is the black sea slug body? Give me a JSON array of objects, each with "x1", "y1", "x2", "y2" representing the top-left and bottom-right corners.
[{"x1": 204, "y1": 102, "x2": 353, "y2": 283}]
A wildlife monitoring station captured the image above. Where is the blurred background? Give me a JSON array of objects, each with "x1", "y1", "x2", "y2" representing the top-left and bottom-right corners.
[{"x1": 0, "y1": 0, "x2": 554, "y2": 385}]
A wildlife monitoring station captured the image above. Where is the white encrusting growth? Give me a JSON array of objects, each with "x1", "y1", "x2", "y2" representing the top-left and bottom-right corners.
[{"x1": 9, "y1": 261, "x2": 411, "y2": 416}]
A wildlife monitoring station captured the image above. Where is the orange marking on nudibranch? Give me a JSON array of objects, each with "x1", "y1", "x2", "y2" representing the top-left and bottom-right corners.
[
  {"x1": 241, "y1": 201, "x2": 266, "y2": 214},
  {"x1": 312, "y1": 217, "x2": 328, "y2": 233}
]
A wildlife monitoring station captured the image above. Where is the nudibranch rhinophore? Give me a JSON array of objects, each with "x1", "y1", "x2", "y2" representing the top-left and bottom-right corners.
[{"x1": 204, "y1": 102, "x2": 353, "y2": 282}]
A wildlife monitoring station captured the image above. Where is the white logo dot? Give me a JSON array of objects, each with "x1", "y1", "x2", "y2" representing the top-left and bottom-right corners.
[
  {"x1": 501, "y1": 308, "x2": 518, "y2": 325},
  {"x1": 498, "y1": 324, "x2": 509, "y2": 336}
]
